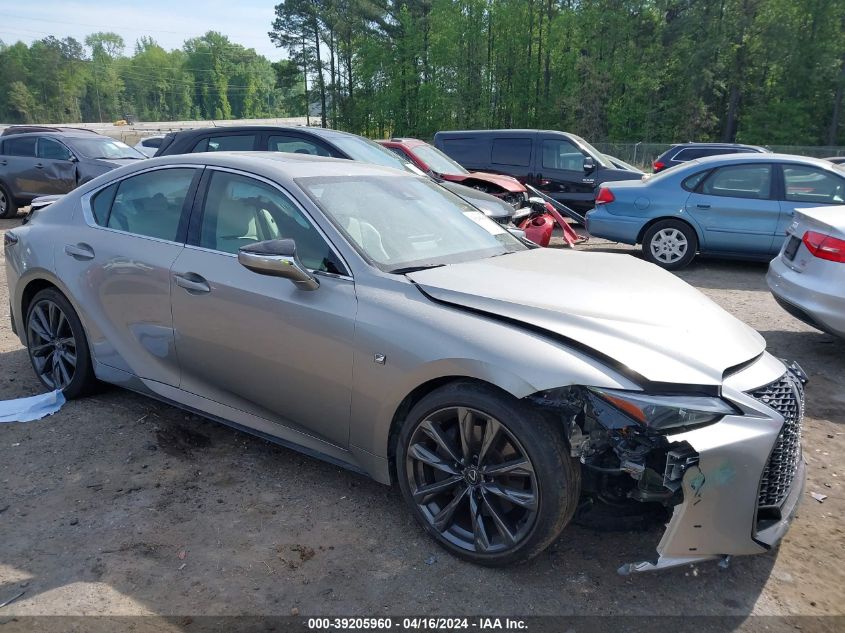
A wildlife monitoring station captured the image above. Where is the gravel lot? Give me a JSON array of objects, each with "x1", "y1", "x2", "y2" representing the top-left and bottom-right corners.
[{"x1": 0, "y1": 216, "x2": 843, "y2": 625}]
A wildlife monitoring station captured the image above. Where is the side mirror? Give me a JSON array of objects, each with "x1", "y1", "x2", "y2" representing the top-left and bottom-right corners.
[
  {"x1": 238, "y1": 239, "x2": 319, "y2": 291},
  {"x1": 583, "y1": 156, "x2": 596, "y2": 173}
]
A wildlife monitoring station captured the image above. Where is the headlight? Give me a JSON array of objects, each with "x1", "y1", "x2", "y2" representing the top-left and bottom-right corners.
[{"x1": 586, "y1": 388, "x2": 737, "y2": 433}]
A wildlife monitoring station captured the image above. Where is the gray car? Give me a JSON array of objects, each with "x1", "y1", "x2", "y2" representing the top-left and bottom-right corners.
[
  {"x1": 0, "y1": 126, "x2": 145, "y2": 218},
  {"x1": 767, "y1": 206, "x2": 845, "y2": 337},
  {"x1": 4, "y1": 152, "x2": 806, "y2": 572}
]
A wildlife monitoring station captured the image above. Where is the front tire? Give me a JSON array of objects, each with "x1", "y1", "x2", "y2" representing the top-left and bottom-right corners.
[
  {"x1": 0, "y1": 184, "x2": 17, "y2": 219},
  {"x1": 25, "y1": 288, "x2": 98, "y2": 398},
  {"x1": 396, "y1": 381, "x2": 580, "y2": 566},
  {"x1": 642, "y1": 219, "x2": 698, "y2": 270}
]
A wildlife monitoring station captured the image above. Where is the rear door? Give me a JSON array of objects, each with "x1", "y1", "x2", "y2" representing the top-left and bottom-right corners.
[
  {"x1": 34, "y1": 137, "x2": 77, "y2": 194},
  {"x1": 532, "y1": 134, "x2": 594, "y2": 209},
  {"x1": 776, "y1": 163, "x2": 845, "y2": 251},
  {"x1": 0, "y1": 136, "x2": 40, "y2": 199},
  {"x1": 684, "y1": 163, "x2": 779, "y2": 255},
  {"x1": 488, "y1": 135, "x2": 534, "y2": 181},
  {"x1": 63, "y1": 166, "x2": 202, "y2": 385}
]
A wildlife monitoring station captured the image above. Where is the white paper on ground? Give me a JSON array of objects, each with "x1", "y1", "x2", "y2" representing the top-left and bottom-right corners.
[{"x1": 0, "y1": 390, "x2": 66, "y2": 423}]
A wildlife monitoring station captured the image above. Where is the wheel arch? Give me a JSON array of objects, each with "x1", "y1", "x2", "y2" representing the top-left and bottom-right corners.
[
  {"x1": 636, "y1": 215, "x2": 701, "y2": 246},
  {"x1": 15, "y1": 273, "x2": 93, "y2": 350}
]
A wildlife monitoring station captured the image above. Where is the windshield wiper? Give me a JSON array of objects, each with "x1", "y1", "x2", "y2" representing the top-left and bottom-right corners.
[{"x1": 388, "y1": 264, "x2": 445, "y2": 275}]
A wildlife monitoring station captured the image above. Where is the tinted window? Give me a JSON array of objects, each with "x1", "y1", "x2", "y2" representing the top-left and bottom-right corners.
[
  {"x1": 192, "y1": 135, "x2": 256, "y2": 153},
  {"x1": 141, "y1": 137, "x2": 163, "y2": 148},
  {"x1": 439, "y1": 138, "x2": 488, "y2": 165},
  {"x1": 268, "y1": 134, "x2": 332, "y2": 157},
  {"x1": 91, "y1": 182, "x2": 118, "y2": 225},
  {"x1": 700, "y1": 164, "x2": 772, "y2": 199},
  {"x1": 104, "y1": 168, "x2": 195, "y2": 240},
  {"x1": 674, "y1": 147, "x2": 735, "y2": 162},
  {"x1": 3, "y1": 136, "x2": 36, "y2": 157},
  {"x1": 37, "y1": 138, "x2": 72, "y2": 161},
  {"x1": 199, "y1": 171, "x2": 342, "y2": 273},
  {"x1": 491, "y1": 138, "x2": 532, "y2": 166},
  {"x1": 783, "y1": 165, "x2": 845, "y2": 204},
  {"x1": 542, "y1": 139, "x2": 584, "y2": 170}
]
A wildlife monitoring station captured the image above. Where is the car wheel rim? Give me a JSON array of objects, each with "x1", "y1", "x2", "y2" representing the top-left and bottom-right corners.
[
  {"x1": 27, "y1": 299, "x2": 77, "y2": 390},
  {"x1": 405, "y1": 406, "x2": 538, "y2": 554},
  {"x1": 650, "y1": 228, "x2": 688, "y2": 263},
  {"x1": 0, "y1": 190, "x2": 6, "y2": 213}
]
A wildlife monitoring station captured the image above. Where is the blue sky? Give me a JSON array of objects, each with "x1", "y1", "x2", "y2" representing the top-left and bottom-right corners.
[{"x1": 0, "y1": 0, "x2": 285, "y2": 60}]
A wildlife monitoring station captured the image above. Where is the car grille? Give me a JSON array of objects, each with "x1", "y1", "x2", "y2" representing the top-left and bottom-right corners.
[{"x1": 749, "y1": 372, "x2": 804, "y2": 508}]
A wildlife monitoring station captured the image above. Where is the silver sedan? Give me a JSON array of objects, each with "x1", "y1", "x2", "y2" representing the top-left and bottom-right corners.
[
  {"x1": 768, "y1": 206, "x2": 845, "y2": 338},
  {"x1": 3, "y1": 152, "x2": 806, "y2": 571}
]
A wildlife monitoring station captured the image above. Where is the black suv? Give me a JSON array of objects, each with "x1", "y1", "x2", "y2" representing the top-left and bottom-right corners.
[
  {"x1": 651, "y1": 142, "x2": 768, "y2": 173},
  {"x1": 0, "y1": 126, "x2": 145, "y2": 218},
  {"x1": 432, "y1": 129, "x2": 642, "y2": 214},
  {"x1": 155, "y1": 126, "x2": 517, "y2": 224}
]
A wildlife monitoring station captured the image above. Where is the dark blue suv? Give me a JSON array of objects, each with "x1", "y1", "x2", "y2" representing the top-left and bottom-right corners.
[{"x1": 652, "y1": 143, "x2": 768, "y2": 173}]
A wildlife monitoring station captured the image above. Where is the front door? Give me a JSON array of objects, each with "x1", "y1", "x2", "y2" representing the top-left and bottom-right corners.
[
  {"x1": 170, "y1": 168, "x2": 357, "y2": 447},
  {"x1": 34, "y1": 137, "x2": 77, "y2": 194},
  {"x1": 684, "y1": 163, "x2": 779, "y2": 255},
  {"x1": 62, "y1": 166, "x2": 201, "y2": 384},
  {"x1": 532, "y1": 135, "x2": 595, "y2": 212}
]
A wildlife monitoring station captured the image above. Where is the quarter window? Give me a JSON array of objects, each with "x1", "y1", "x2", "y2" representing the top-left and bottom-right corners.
[
  {"x1": 192, "y1": 135, "x2": 256, "y2": 152},
  {"x1": 198, "y1": 171, "x2": 343, "y2": 274},
  {"x1": 3, "y1": 136, "x2": 37, "y2": 157},
  {"x1": 491, "y1": 138, "x2": 532, "y2": 167},
  {"x1": 541, "y1": 139, "x2": 584, "y2": 170},
  {"x1": 700, "y1": 164, "x2": 772, "y2": 200},
  {"x1": 783, "y1": 165, "x2": 845, "y2": 204},
  {"x1": 91, "y1": 168, "x2": 196, "y2": 241},
  {"x1": 268, "y1": 135, "x2": 332, "y2": 157},
  {"x1": 37, "y1": 138, "x2": 72, "y2": 161}
]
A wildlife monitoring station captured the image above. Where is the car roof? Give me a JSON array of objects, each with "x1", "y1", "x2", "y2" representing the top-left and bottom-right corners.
[
  {"x1": 169, "y1": 125, "x2": 360, "y2": 140},
  {"x1": 668, "y1": 142, "x2": 768, "y2": 151},
  {"x1": 688, "y1": 152, "x2": 839, "y2": 168}
]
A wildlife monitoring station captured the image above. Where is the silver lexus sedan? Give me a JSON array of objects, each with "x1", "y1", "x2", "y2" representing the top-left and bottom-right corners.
[{"x1": 3, "y1": 153, "x2": 806, "y2": 572}]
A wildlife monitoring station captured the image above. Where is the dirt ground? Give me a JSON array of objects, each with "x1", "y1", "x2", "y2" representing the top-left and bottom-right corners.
[{"x1": 0, "y1": 216, "x2": 843, "y2": 626}]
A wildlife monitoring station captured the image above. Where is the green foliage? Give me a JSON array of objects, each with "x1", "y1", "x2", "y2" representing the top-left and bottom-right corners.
[{"x1": 0, "y1": 31, "x2": 304, "y2": 123}]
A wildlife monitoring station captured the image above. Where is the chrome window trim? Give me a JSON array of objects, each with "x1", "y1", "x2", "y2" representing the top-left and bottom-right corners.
[
  {"x1": 79, "y1": 164, "x2": 203, "y2": 246},
  {"x1": 199, "y1": 165, "x2": 354, "y2": 279}
]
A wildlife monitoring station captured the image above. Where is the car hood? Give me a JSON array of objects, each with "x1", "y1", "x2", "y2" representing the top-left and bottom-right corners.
[
  {"x1": 407, "y1": 249, "x2": 765, "y2": 386},
  {"x1": 461, "y1": 172, "x2": 525, "y2": 192}
]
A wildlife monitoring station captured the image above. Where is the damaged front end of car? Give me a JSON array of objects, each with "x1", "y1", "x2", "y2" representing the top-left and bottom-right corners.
[{"x1": 526, "y1": 358, "x2": 807, "y2": 574}]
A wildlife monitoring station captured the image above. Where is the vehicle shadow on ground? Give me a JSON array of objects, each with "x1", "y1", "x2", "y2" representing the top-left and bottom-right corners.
[{"x1": 0, "y1": 343, "x2": 777, "y2": 619}]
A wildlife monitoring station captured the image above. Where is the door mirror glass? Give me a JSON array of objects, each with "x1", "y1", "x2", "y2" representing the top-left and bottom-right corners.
[
  {"x1": 583, "y1": 156, "x2": 596, "y2": 172},
  {"x1": 238, "y1": 239, "x2": 320, "y2": 290}
]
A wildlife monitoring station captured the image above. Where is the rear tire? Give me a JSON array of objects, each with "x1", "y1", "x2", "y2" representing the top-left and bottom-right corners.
[
  {"x1": 25, "y1": 288, "x2": 98, "y2": 399},
  {"x1": 396, "y1": 381, "x2": 580, "y2": 566},
  {"x1": 642, "y1": 219, "x2": 698, "y2": 270},
  {"x1": 0, "y1": 184, "x2": 17, "y2": 219}
]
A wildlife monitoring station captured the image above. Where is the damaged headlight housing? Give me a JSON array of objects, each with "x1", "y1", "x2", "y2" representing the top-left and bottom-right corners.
[{"x1": 586, "y1": 388, "x2": 737, "y2": 433}]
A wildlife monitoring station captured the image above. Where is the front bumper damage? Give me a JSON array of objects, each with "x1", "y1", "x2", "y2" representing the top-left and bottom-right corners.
[{"x1": 533, "y1": 353, "x2": 807, "y2": 574}]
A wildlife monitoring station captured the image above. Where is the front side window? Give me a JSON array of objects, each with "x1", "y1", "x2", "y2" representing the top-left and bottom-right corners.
[
  {"x1": 37, "y1": 138, "x2": 72, "y2": 161},
  {"x1": 491, "y1": 138, "x2": 532, "y2": 167},
  {"x1": 268, "y1": 135, "x2": 332, "y2": 157},
  {"x1": 299, "y1": 175, "x2": 525, "y2": 272},
  {"x1": 92, "y1": 168, "x2": 196, "y2": 241},
  {"x1": 783, "y1": 165, "x2": 845, "y2": 204},
  {"x1": 3, "y1": 136, "x2": 37, "y2": 157},
  {"x1": 542, "y1": 139, "x2": 584, "y2": 170},
  {"x1": 198, "y1": 171, "x2": 343, "y2": 274},
  {"x1": 700, "y1": 164, "x2": 772, "y2": 200},
  {"x1": 192, "y1": 135, "x2": 256, "y2": 153}
]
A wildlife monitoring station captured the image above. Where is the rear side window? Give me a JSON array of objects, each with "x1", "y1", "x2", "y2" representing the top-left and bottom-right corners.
[
  {"x1": 91, "y1": 168, "x2": 196, "y2": 241},
  {"x1": 3, "y1": 136, "x2": 37, "y2": 157},
  {"x1": 674, "y1": 147, "x2": 734, "y2": 162},
  {"x1": 141, "y1": 137, "x2": 163, "y2": 148},
  {"x1": 192, "y1": 135, "x2": 256, "y2": 153},
  {"x1": 682, "y1": 171, "x2": 710, "y2": 191},
  {"x1": 783, "y1": 165, "x2": 845, "y2": 204},
  {"x1": 37, "y1": 138, "x2": 72, "y2": 161},
  {"x1": 491, "y1": 138, "x2": 532, "y2": 167},
  {"x1": 700, "y1": 164, "x2": 772, "y2": 199},
  {"x1": 268, "y1": 134, "x2": 332, "y2": 157},
  {"x1": 439, "y1": 138, "x2": 488, "y2": 165}
]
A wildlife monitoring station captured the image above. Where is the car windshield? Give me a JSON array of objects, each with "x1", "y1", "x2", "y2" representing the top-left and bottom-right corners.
[
  {"x1": 298, "y1": 175, "x2": 525, "y2": 272},
  {"x1": 569, "y1": 134, "x2": 611, "y2": 168},
  {"x1": 413, "y1": 144, "x2": 469, "y2": 175},
  {"x1": 70, "y1": 138, "x2": 145, "y2": 160},
  {"x1": 330, "y1": 136, "x2": 411, "y2": 170}
]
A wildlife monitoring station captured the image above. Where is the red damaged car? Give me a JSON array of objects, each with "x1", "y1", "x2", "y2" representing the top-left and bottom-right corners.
[{"x1": 378, "y1": 138, "x2": 528, "y2": 209}]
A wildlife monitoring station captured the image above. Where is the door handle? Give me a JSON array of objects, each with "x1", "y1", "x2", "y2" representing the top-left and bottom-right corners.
[
  {"x1": 64, "y1": 243, "x2": 95, "y2": 260},
  {"x1": 696, "y1": 204, "x2": 711, "y2": 209},
  {"x1": 0, "y1": 159, "x2": 7, "y2": 166},
  {"x1": 35, "y1": 162, "x2": 44, "y2": 169},
  {"x1": 174, "y1": 273, "x2": 211, "y2": 294}
]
